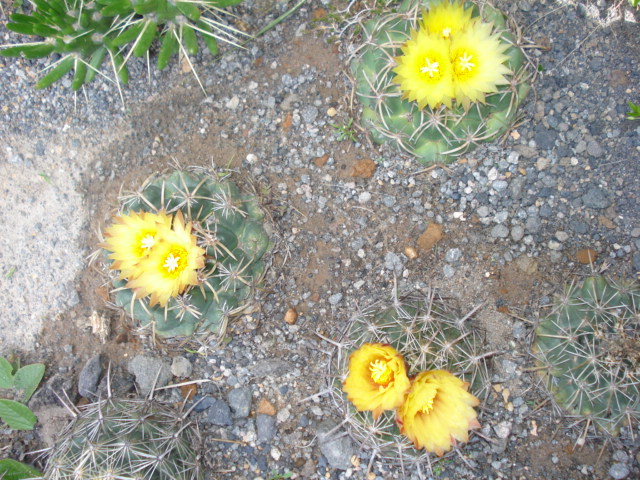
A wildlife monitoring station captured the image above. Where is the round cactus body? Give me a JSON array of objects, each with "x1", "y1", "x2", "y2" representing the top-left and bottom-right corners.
[
  {"x1": 105, "y1": 169, "x2": 271, "y2": 340},
  {"x1": 351, "y1": 0, "x2": 531, "y2": 165},
  {"x1": 533, "y1": 276, "x2": 640, "y2": 436},
  {"x1": 331, "y1": 289, "x2": 491, "y2": 466},
  {"x1": 43, "y1": 397, "x2": 202, "y2": 480}
]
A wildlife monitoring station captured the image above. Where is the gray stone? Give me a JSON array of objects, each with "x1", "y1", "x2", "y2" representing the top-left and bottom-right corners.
[
  {"x1": 608, "y1": 463, "x2": 630, "y2": 480},
  {"x1": 203, "y1": 399, "x2": 233, "y2": 426},
  {"x1": 525, "y1": 216, "x2": 542, "y2": 234},
  {"x1": 633, "y1": 253, "x2": 640, "y2": 273},
  {"x1": 127, "y1": 355, "x2": 172, "y2": 395},
  {"x1": 250, "y1": 359, "x2": 292, "y2": 377},
  {"x1": 301, "y1": 105, "x2": 319, "y2": 124},
  {"x1": 492, "y1": 180, "x2": 508, "y2": 192},
  {"x1": 227, "y1": 387, "x2": 252, "y2": 418},
  {"x1": 534, "y1": 127, "x2": 556, "y2": 150},
  {"x1": 256, "y1": 414, "x2": 277, "y2": 443},
  {"x1": 582, "y1": 187, "x2": 611, "y2": 209},
  {"x1": 511, "y1": 225, "x2": 525, "y2": 242},
  {"x1": 586, "y1": 139, "x2": 604, "y2": 157},
  {"x1": 445, "y1": 248, "x2": 462, "y2": 263},
  {"x1": 490, "y1": 224, "x2": 509, "y2": 238},
  {"x1": 477, "y1": 206, "x2": 490, "y2": 218},
  {"x1": 569, "y1": 220, "x2": 589, "y2": 234},
  {"x1": 328, "y1": 293, "x2": 343, "y2": 305},
  {"x1": 170, "y1": 356, "x2": 193, "y2": 378},
  {"x1": 443, "y1": 264, "x2": 455, "y2": 278},
  {"x1": 317, "y1": 419, "x2": 354, "y2": 470},
  {"x1": 384, "y1": 252, "x2": 403, "y2": 273},
  {"x1": 493, "y1": 421, "x2": 512, "y2": 439},
  {"x1": 78, "y1": 355, "x2": 102, "y2": 399}
]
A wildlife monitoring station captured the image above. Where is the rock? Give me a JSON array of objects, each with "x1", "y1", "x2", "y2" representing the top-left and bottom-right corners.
[
  {"x1": 317, "y1": 419, "x2": 354, "y2": 470},
  {"x1": 250, "y1": 359, "x2": 292, "y2": 377},
  {"x1": 203, "y1": 399, "x2": 233, "y2": 426},
  {"x1": 608, "y1": 463, "x2": 630, "y2": 480},
  {"x1": 477, "y1": 206, "x2": 490, "y2": 218},
  {"x1": 493, "y1": 421, "x2": 512, "y2": 439},
  {"x1": 417, "y1": 223, "x2": 443, "y2": 251},
  {"x1": 227, "y1": 387, "x2": 252, "y2": 418},
  {"x1": 490, "y1": 224, "x2": 509, "y2": 238},
  {"x1": 525, "y1": 216, "x2": 542, "y2": 234},
  {"x1": 301, "y1": 105, "x2": 319, "y2": 124},
  {"x1": 127, "y1": 355, "x2": 172, "y2": 395},
  {"x1": 511, "y1": 226, "x2": 525, "y2": 242},
  {"x1": 78, "y1": 354, "x2": 102, "y2": 399},
  {"x1": 586, "y1": 139, "x2": 603, "y2": 157},
  {"x1": 534, "y1": 127, "x2": 556, "y2": 150},
  {"x1": 256, "y1": 414, "x2": 277, "y2": 443},
  {"x1": 328, "y1": 292, "x2": 343, "y2": 305},
  {"x1": 582, "y1": 187, "x2": 611, "y2": 209},
  {"x1": 350, "y1": 158, "x2": 376, "y2": 178},
  {"x1": 576, "y1": 249, "x2": 598, "y2": 264},
  {"x1": 633, "y1": 252, "x2": 640, "y2": 273},
  {"x1": 384, "y1": 252, "x2": 403, "y2": 273},
  {"x1": 445, "y1": 248, "x2": 462, "y2": 263},
  {"x1": 170, "y1": 356, "x2": 193, "y2": 378}
]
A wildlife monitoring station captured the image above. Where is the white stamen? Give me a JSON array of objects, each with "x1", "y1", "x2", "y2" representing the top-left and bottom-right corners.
[
  {"x1": 442, "y1": 27, "x2": 451, "y2": 38},
  {"x1": 458, "y1": 52, "x2": 475, "y2": 72},
  {"x1": 141, "y1": 234, "x2": 155, "y2": 250},
  {"x1": 164, "y1": 253, "x2": 180, "y2": 272},
  {"x1": 420, "y1": 58, "x2": 440, "y2": 78}
]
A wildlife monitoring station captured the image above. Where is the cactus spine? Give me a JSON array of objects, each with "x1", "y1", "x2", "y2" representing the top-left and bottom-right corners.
[{"x1": 533, "y1": 276, "x2": 640, "y2": 436}]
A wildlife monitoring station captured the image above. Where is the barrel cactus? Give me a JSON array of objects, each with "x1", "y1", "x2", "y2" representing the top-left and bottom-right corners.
[
  {"x1": 43, "y1": 397, "x2": 202, "y2": 480},
  {"x1": 533, "y1": 276, "x2": 640, "y2": 436},
  {"x1": 101, "y1": 168, "x2": 271, "y2": 340},
  {"x1": 0, "y1": 0, "x2": 246, "y2": 90},
  {"x1": 350, "y1": 0, "x2": 532, "y2": 165},
  {"x1": 330, "y1": 289, "x2": 491, "y2": 469}
]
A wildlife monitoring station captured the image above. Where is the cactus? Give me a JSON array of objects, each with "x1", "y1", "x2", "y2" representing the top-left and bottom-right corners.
[
  {"x1": 0, "y1": 0, "x2": 248, "y2": 90},
  {"x1": 43, "y1": 396, "x2": 202, "y2": 480},
  {"x1": 533, "y1": 276, "x2": 640, "y2": 436},
  {"x1": 103, "y1": 168, "x2": 271, "y2": 340},
  {"x1": 350, "y1": 0, "x2": 532, "y2": 166},
  {"x1": 330, "y1": 288, "x2": 491, "y2": 469}
]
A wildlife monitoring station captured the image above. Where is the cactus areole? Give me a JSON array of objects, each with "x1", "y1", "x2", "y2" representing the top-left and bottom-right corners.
[
  {"x1": 351, "y1": 0, "x2": 531, "y2": 165},
  {"x1": 102, "y1": 169, "x2": 271, "y2": 340}
]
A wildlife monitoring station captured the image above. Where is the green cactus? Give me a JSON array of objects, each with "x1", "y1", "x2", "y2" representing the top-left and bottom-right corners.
[
  {"x1": 330, "y1": 288, "x2": 491, "y2": 467},
  {"x1": 0, "y1": 0, "x2": 247, "y2": 90},
  {"x1": 105, "y1": 168, "x2": 271, "y2": 339},
  {"x1": 533, "y1": 276, "x2": 640, "y2": 436},
  {"x1": 43, "y1": 396, "x2": 202, "y2": 480},
  {"x1": 350, "y1": 0, "x2": 532, "y2": 166}
]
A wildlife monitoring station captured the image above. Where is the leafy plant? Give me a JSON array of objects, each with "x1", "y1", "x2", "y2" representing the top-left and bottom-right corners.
[
  {"x1": 100, "y1": 168, "x2": 272, "y2": 340},
  {"x1": 350, "y1": 0, "x2": 532, "y2": 165},
  {"x1": 0, "y1": 0, "x2": 249, "y2": 92},
  {"x1": 0, "y1": 459, "x2": 43, "y2": 480},
  {"x1": 330, "y1": 288, "x2": 492, "y2": 471},
  {"x1": 331, "y1": 118, "x2": 358, "y2": 142},
  {"x1": 43, "y1": 396, "x2": 202, "y2": 479},
  {"x1": 533, "y1": 276, "x2": 640, "y2": 436},
  {"x1": 626, "y1": 101, "x2": 640, "y2": 120},
  {"x1": 0, "y1": 356, "x2": 45, "y2": 431},
  {"x1": 630, "y1": 0, "x2": 639, "y2": 8}
]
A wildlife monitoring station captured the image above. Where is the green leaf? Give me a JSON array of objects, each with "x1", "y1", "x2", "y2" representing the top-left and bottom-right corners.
[
  {"x1": 71, "y1": 58, "x2": 88, "y2": 90},
  {"x1": 210, "y1": 0, "x2": 245, "y2": 7},
  {"x1": 133, "y1": 0, "x2": 160, "y2": 15},
  {"x1": 0, "y1": 399, "x2": 37, "y2": 430},
  {"x1": 36, "y1": 56, "x2": 74, "y2": 89},
  {"x1": 0, "y1": 357, "x2": 14, "y2": 389},
  {"x1": 0, "y1": 459, "x2": 43, "y2": 480},
  {"x1": 626, "y1": 101, "x2": 640, "y2": 120},
  {"x1": 112, "y1": 53, "x2": 129, "y2": 84},
  {"x1": 100, "y1": 0, "x2": 134, "y2": 17},
  {"x1": 112, "y1": 22, "x2": 145, "y2": 47},
  {"x1": 13, "y1": 363, "x2": 45, "y2": 402},
  {"x1": 198, "y1": 21, "x2": 218, "y2": 56},
  {"x1": 176, "y1": 1, "x2": 201, "y2": 21},
  {"x1": 157, "y1": 29, "x2": 178, "y2": 70},
  {"x1": 181, "y1": 24, "x2": 198, "y2": 55},
  {"x1": 132, "y1": 20, "x2": 158, "y2": 57},
  {"x1": 6, "y1": 22, "x2": 39, "y2": 36},
  {"x1": 85, "y1": 46, "x2": 107, "y2": 83}
]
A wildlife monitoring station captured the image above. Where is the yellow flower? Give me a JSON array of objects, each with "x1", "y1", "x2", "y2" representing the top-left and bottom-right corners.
[
  {"x1": 342, "y1": 343, "x2": 411, "y2": 419},
  {"x1": 397, "y1": 370, "x2": 480, "y2": 456},
  {"x1": 127, "y1": 211, "x2": 205, "y2": 307},
  {"x1": 393, "y1": 28, "x2": 454, "y2": 109},
  {"x1": 420, "y1": 1, "x2": 473, "y2": 39},
  {"x1": 101, "y1": 210, "x2": 172, "y2": 280},
  {"x1": 449, "y1": 19, "x2": 511, "y2": 108}
]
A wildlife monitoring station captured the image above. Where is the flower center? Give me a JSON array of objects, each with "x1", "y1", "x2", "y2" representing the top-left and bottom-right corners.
[
  {"x1": 457, "y1": 52, "x2": 475, "y2": 72},
  {"x1": 160, "y1": 245, "x2": 188, "y2": 278},
  {"x1": 420, "y1": 396, "x2": 435, "y2": 415},
  {"x1": 441, "y1": 26, "x2": 451, "y2": 38},
  {"x1": 369, "y1": 359, "x2": 393, "y2": 385},
  {"x1": 420, "y1": 58, "x2": 440, "y2": 78},
  {"x1": 140, "y1": 234, "x2": 155, "y2": 251},
  {"x1": 164, "y1": 253, "x2": 180, "y2": 272}
]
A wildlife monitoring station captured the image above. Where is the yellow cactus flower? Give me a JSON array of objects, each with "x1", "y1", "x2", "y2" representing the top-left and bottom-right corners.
[
  {"x1": 397, "y1": 370, "x2": 480, "y2": 456},
  {"x1": 420, "y1": 1, "x2": 472, "y2": 39},
  {"x1": 393, "y1": 28, "x2": 454, "y2": 109},
  {"x1": 101, "y1": 210, "x2": 172, "y2": 280},
  {"x1": 342, "y1": 343, "x2": 411, "y2": 419},
  {"x1": 449, "y1": 20, "x2": 511, "y2": 108},
  {"x1": 127, "y1": 211, "x2": 205, "y2": 307}
]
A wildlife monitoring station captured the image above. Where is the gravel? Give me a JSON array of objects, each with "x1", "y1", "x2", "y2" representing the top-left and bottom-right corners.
[{"x1": 0, "y1": 0, "x2": 639, "y2": 479}]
